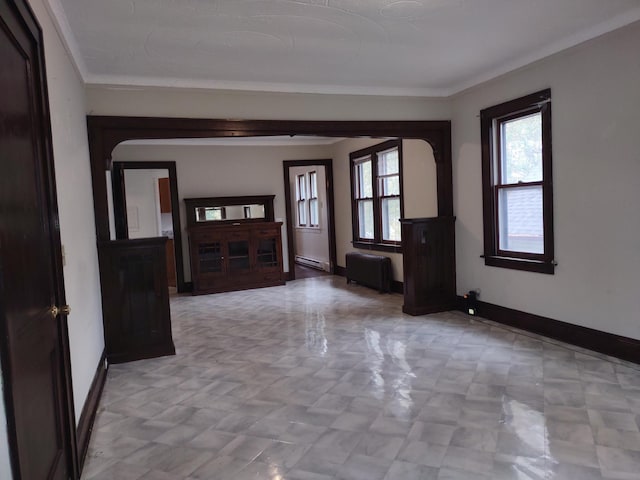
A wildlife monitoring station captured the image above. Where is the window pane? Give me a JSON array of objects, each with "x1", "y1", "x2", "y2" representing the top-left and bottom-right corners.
[
  {"x1": 501, "y1": 112, "x2": 542, "y2": 184},
  {"x1": 309, "y1": 198, "x2": 318, "y2": 226},
  {"x1": 356, "y1": 158, "x2": 373, "y2": 198},
  {"x1": 309, "y1": 171, "x2": 317, "y2": 198},
  {"x1": 381, "y1": 197, "x2": 401, "y2": 242},
  {"x1": 498, "y1": 186, "x2": 543, "y2": 254},
  {"x1": 298, "y1": 201, "x2": 306, "y2": 226},
  {"x1": 296, "y1": 174, "x2": 306, "y2": 200},
  {"x1": 204, "y1": 207, "x2": 223, "y2": 221},
  {"x1": 358, "y1": 199, "x2": 374, "y2": 239},
  {"x1": 378, "y1": 148, "x2": 399, "y2": 175},
  {"x1": 380, "y1": 175, "x2": 399, "y2": 196}
]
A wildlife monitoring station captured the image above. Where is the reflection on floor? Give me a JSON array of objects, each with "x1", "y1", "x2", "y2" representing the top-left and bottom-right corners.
[
  {"x1": 82, "y1": 275, "x2": 640, "y2": 480},
  {"x1": 294, "y1": 263, "x2": 330, "y2": 280}
]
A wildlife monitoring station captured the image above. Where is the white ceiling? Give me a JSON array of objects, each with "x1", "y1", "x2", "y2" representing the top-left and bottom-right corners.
[{"x1": 50, "y1": 0, "x2": 640, "y2": 96}]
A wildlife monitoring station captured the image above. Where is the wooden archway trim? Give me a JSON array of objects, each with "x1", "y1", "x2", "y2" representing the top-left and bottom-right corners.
[{"x1": 87, "y1": 116, "x2": 453, "y2": 242}]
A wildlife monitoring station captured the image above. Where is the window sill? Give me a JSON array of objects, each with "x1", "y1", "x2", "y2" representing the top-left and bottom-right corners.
[
  {"x1": 484, "y1": 255, "x2": 555, "y2": 274},
  {"x1": 353, "y1": 241, "x2": 402, "y2": 254}
]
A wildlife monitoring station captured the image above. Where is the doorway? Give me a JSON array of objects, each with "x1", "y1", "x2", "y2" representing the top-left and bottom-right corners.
[
  {"x1": 283, "y1": 159, "x2": 337, "y2": 280},
  {"x1": 111, "y1": 161, "x2": 186, "y2": 292},
  {"x1": 0, "y1": 0, "x2": 77, "y2": 478}
]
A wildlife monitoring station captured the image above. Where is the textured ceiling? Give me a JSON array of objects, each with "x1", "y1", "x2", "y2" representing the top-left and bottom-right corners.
[{"x1": 53, "y1": 0, "x2": 640, "y2": 96}]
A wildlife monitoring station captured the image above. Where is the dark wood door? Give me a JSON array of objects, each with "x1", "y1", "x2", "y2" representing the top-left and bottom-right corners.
[{"x1": 0, "y1": 1, "x2": 76, "y2": 478}]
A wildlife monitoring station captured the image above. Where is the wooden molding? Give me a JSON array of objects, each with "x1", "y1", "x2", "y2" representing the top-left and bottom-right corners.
[
  {"x1": 77, "y1": 351, "x2": 107, "y2": 473},
  {"x1": 457, "y1": 296, "x2": 640, "y2": 364},
  {"x1": 87, "y1": 117, "x2": 453, "y2": 242}
]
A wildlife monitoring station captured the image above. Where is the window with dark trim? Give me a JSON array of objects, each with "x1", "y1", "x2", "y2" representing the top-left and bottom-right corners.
[
  {"x1": 480, "y1": 89, "x2": 554, "y2": 274},
  {"x1": 296, "y1": 173, "x2": 307, "y2": 226},
  {"x1": 350, "y1": 139, "x2": 403, "y2": 251}
]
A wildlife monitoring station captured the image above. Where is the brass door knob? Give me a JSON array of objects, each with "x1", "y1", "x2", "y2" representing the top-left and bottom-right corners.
[{"x1": 49, "y1": 305, "x2": 71, "y2": 318}]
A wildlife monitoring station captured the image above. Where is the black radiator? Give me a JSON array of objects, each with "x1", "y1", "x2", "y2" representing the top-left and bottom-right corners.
[{"x1": 345, "y1": 252, "x2": 391, "y2": 293}]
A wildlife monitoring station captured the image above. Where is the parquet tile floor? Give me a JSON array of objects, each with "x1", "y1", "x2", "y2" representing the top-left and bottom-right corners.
[{"x1": 82, "y1": 275, "x2": 640, "y2": 479}]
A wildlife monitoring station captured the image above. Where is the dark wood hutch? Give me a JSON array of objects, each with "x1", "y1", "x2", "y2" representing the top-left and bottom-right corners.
[{"x1": 185, "y1": 195, "x2": 285, "y2": 295}]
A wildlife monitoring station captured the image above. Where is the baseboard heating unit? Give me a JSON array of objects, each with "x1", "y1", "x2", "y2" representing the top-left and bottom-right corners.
[{"x1": 295, "y1": 255, "x2": 326, "y2": 271}]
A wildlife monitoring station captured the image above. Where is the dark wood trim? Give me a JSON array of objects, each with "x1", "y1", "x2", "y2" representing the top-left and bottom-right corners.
[
  {"x1": 480, "y1": 89, "x2": 554, "y2": 274},
  {"x1": 0, "y1": 1, "x2": 78, "y2": 478},
  {"x1": 456, "y1": 296, "x2": 640, "y2": 364},
  {"x1": 111, "y1": 161, "x2": 187, "y2": 293},
  {"x1": 77, "y1": 351, "x2": 107, "y2": 473},
  {"x1": 106, "y1": 344, "x2": 176, "y2": 364},
  {"x1": 283, "y1": 159, "x2": 337, "y2": 278},
  {"x1": 483, "y1": 255, "x2": 555, "y2": 274},
  {"x1": 111, "y1": 162, "x2": 128, "y2": 238},
  {"x1": 334, "y1": 266, "x2": 403, "y2": 294},
  {"x1": 352, "y1": 241, "x2": 403, "y2": 254},
  {"x1": 87, "y1": 117, "x2": 453, "y2": 243}
]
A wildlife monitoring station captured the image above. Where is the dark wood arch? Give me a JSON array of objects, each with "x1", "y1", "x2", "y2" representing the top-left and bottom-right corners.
[{"x1": 87, "y1": 117, "x2": 453, "y2": 242}]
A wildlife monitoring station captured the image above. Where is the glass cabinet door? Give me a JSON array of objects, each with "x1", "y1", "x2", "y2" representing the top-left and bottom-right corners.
[
  {"x1": 198, "y1": 242, "x2": 225, "y2": 275},
  {"x1": 227, "y1": 239, "x2": 251, "y2": 271},
  {"x1": 256, "y1": 237, "x2": 279, "y2": 270}
]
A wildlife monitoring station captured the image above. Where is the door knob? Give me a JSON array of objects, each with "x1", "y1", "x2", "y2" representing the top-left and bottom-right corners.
[{"x1": 49, "y1": 305, "x2": 71, "y2": 318}]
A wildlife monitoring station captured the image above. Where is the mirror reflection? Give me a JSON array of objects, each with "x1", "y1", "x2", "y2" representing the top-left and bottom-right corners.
[{"x1": 196, "y1": 204, "x2": 266, "y2": 222}]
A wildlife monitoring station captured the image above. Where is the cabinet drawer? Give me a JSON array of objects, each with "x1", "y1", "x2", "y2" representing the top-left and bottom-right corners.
[
  {"x1": 193, "y1": 232, "x2": 223, "y2": 243},
  {"x1": 226, "y1": 231, "x2": 249, "y2": 240},
  {"x1": 254, "y1": 227, "x2": 279, "y2": 238}
]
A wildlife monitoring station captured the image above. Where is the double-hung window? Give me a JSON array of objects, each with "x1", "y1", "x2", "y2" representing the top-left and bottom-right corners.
[
  {"x1": 296, "y1": 171, "x2": 320, "y2": 228},
  {"x1": 350, "y1": 139, "x2": 403, "y2": 250},
  {"x1": 480, "y1": 89, "x2": 554, "y2": 274}
]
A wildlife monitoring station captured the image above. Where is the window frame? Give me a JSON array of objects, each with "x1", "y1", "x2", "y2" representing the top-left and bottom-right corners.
[
  {"x1": 349, "y1": 139, "x2": 404, "y2": 252},
  {"x1": 480, "y1": 89, "x2": 555, "y2": 274}
]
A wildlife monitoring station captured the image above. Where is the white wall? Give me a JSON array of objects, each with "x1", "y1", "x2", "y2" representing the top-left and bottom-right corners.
[
  {"x1": 290, "y1": 166, "x2": 330, "y2": 269},
  {"x1": 452, "y1": 22, "x2": 640, "y2": 340},
  {"x1": 86, "y1": 86, "x2": 451, "y2": 120},
  {"x1": 331, "y1": 138, "x2": 438, "y2": 281},
  {"x1": 112, "y1": 143, "x2": 333, "y2": 280},
  {"x1": 124, "y1": 169, "x2": 168, "y2": 239},
  {"x1": 0, "y1": 0, "x2": 106, "y2": 476}
]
